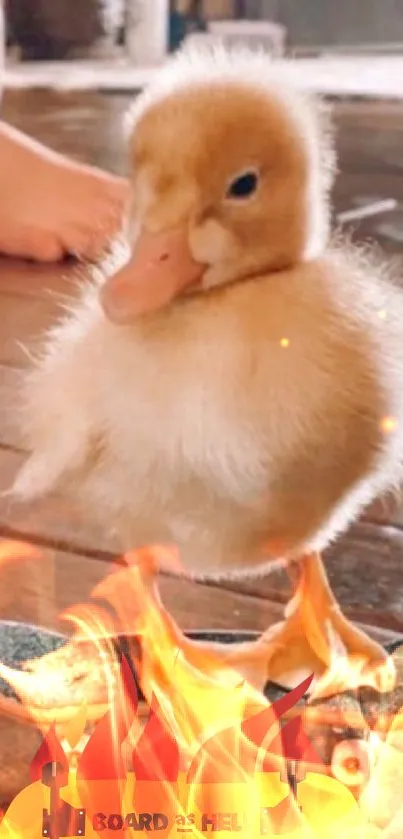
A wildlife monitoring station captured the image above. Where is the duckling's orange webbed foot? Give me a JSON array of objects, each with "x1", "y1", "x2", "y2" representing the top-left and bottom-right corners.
[{"x1": 222, "y1": 552, "x2": 394, "y2": 700}]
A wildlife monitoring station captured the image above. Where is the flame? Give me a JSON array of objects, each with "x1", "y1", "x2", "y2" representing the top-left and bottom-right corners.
[
  {"x1": 132, "y1": 694, "x2": 180, "y2": 781},
  {"x1": 310, "y1": 638, "x2": 395, "y2": 702},
  {"x1": 30, "y1": 723, "x2": 69, "y2": 786},
  {"x1": 71, "y1": 550, "x2": 363, "y2": 835},
  {"x1": 72, "y1": 656, "x2": 139, "y2": 838},
  {"x1": 77, "y1": 655, "x2": 138, "y2": 782},
  {"x1": 81, "y1": 548, "x2": 272, "y2": 753},
  {"x1": 62, "y1": 702, "x2": 88, "y2": 749},
  {"x1": 0, "y1": 541, "x2": 397, "y2": 837}
]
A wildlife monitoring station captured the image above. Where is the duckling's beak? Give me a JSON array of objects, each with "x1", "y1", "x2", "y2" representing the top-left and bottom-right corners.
[{"x1": 101, "y1": 225, "x2": 205, "y2": 324}]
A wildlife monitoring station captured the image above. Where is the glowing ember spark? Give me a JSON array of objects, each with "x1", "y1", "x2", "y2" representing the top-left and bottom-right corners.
[{"x1": 381, "y1": 415, "x2": 398, "y2": 434}]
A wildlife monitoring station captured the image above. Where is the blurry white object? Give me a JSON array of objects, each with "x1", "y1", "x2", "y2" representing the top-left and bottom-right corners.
[
  {"x1": 126, "y1": 0, "x2": 168, "y2": 65},
  {"x1": 186, "y1": 20, "x2": 286, "y2": 57},
  {"x1": 337, "y1": 199, "x2": 398, "y2": 224}
]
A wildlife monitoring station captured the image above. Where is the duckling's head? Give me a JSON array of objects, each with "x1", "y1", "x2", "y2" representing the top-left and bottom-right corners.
[{"x1": 102, "y1": 46, "x2": 335, "y2": 323}]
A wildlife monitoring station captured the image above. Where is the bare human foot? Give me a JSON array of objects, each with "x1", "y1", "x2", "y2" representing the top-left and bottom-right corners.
[{"x1": 0, "y1": 121, "x2": 129, "y2": 262}]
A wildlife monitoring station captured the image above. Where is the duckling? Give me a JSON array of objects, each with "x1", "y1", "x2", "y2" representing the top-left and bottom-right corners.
[{"x1": 12, "y1": 45, "x2": 403, "y2": 696}]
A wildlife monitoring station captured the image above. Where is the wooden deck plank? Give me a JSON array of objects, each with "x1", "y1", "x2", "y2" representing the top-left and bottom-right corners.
[
  {"x1": 325, "y1": 522, "x2": 403, "y2": 630},
  {"x1": 0, "y1": 258, "x2": 82, "y2": 301},
  {"x1": 0, "y1": 366, "x2": 23, "y2": 451},
  {"x1": 0, "y1": 538, "x2": 399, "y2": 649},
  {"x1": 0, "y1": 446, "x2": 402, "y2": 635},
  {"x1": 2, "y1": 89, "x2": 128, "y2": 179},
  {"x1": 0, "y1": 538, "x2": 285, "y2": 636},
  {"x1": 0, "y1": 293, "x2": 61, "y2": 367}
]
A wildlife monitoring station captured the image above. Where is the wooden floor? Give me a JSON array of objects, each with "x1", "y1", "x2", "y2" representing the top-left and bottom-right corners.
[{"x1": 0, "y1": 89, "x2": 403, "y2": 648}]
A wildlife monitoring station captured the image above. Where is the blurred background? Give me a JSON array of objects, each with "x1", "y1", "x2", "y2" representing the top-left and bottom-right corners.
[
  {"x1": 2, "y1": 2, "x2": 403, "y2": 261},
  {"x1": 5, "y1": 0, "x2": 403, "y2": 62}
]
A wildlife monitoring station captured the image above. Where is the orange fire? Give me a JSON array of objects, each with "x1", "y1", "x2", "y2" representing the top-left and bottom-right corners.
[{"x1": 0, "y1": 542, "x2": 397, "y2": 837}]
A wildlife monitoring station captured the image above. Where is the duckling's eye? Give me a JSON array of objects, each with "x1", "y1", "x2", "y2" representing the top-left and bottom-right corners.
[{"x1": 226, "y1": 171, "x2": 259, "y2": 200}]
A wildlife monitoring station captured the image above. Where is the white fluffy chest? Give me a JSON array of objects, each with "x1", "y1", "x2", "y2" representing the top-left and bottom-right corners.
[{"x1": 96, "y1": 339, "x2": 269, "y2": 506}]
